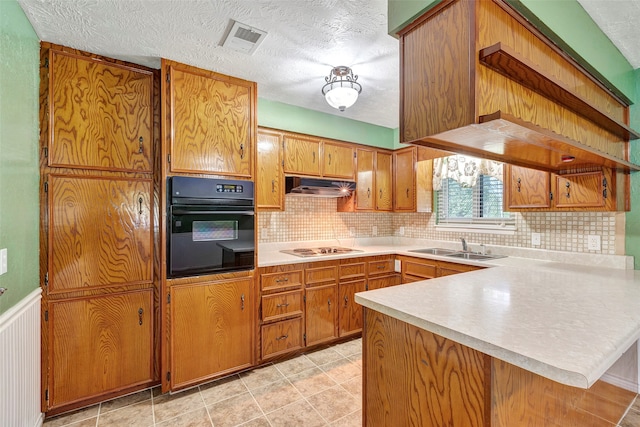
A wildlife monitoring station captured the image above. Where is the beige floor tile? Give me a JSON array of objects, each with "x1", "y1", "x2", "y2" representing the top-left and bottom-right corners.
[
  {"x1": 339, "y1": 375, "x2": 362, "y2": 400},
  {"x1": 275, "y1": 355, "x2": 316, "y2": 377},
  {"x1": 305, "y1": 347, "x2": 344, "y2": 366},
  {"x1": 307, "y1": 386, "x2": 360, "y2": 423},
  {"x1": 199, "y1": 374, "x2": 248, "y2": 406},
  {"x1": 97, "y1": 399, "x2": 154, "y2": 427},
  {"x1": 620, "y1": 408, "x2": 640, "y2": 427},
  {"x1": 155, "y1": 407, "x2": 213, "y2": 427},
  {"x1": 251, "y1": 379, "x2": 304, "y2": 413},
  {"x1": 288, "y1": 367, "x2": 337, "y2": 397},
  {"x1": 153, "y1": 388, "x2": 204, "y2": 423},
  {"x1": 240, "y1": 364, "x2": 284, "y2": 390},
  {"x1": 329, "y1": 410, "x2": 362, "y2": 427},
  {"x1": 100, "y1": 389, "x2": 152, "y2": 414},
  {"x1": 319, "y1": 358, "x2": 361, "y2": 384},
  {"x1": 44, "y1": 405, "x2": 100, "y2": 427},
  {"x1": 266, "y1": 399, "x2": 327, "y2": 427},
  {"x1": 208, "y1": 392, "x2": 263, "y2": 427},
  {"x1": 237, "y1": 416, "x2": 272, "y2": 426},
  {"x1": 332, "y1": 339, "x2": 362, "y2": 358},
  {"x1": 44, "y1": 417, "x2": 97, "y2": 427}
]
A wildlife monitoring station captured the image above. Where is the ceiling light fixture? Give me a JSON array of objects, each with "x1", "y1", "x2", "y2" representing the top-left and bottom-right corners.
[{"x1": 322, "y1": 66, "x2": 362, "y2": 112}]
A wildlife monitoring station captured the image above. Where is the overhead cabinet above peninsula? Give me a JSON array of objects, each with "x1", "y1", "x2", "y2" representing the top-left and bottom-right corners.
[{"x1": 398, "y1": 0, "x2": 640, "y2": 174}]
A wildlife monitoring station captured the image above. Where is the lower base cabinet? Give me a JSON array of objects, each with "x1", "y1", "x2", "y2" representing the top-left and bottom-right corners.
[
  {"x1": 339, "y1": 279, "x2": 366, "y2": 337},
  {"x1": 305, "y1": 284, "x2": 338, "y2": 346},
  {"x1": 261, "y1": 317, "x2": 304, "y2": 359},
  {"x1": 170, "y1": 277, "x2": 253, "y2": 389},
  {"x1": 47, "y1": 290, "x2": 154, "y2": 410}
]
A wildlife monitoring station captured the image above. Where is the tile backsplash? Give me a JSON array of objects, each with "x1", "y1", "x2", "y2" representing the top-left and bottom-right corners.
[{"x1": 258, "y1": 196, "x2": 620, "y2": 255}]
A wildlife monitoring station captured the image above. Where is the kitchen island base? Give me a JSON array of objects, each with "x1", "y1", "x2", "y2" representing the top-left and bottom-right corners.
[{"x1": 363, "y1": 309, "x2": 637, "y2": 426}]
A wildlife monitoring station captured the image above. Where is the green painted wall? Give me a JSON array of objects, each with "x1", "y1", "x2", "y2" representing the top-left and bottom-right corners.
[
  {"x1": 0, "y1": 0, "x2": 41, "y2": 315},
  {"x1": 388, "y1": 0, "x2": 440, "y2": 36},
  {"x1": 258, "y1": 98, "x2": 396, "y2": 149},
  {"x1": 626, "y1": 69, "x2": 640, "y2": 269}
]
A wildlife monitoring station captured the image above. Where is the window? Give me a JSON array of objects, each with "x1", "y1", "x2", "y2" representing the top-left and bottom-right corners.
[{"x1": 434, "y1": 155, "x2": 513, "y2": 229}]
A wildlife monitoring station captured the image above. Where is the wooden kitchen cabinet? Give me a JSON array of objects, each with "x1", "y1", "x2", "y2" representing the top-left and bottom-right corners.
[
  {"x1": 170, "y1": 277, "x2": 253, "y2": 390},
  {"x1": 394, "y1": 147, "x2": 416, "y2": 212},
  {"x1": 554, "y1": 171, "x2": 606, "y2": 208},
  {"x1": 323, "y1": 141, "x2": 355, "y2": 179},
  {"x1": 505, "y1": 164, "x2": 551, "y2": 209},
  {"x1": 376, "y1": 151, "x2": 394, "y2": 210},
  {"x1": 261, "y1": 317, "x2": 304, "y2": 360},
  {"x1": 305, "y1": 284, "x2": 338, "y2": 346},
  {"x1": 48, "y1": 48, "x2": 153, "y2": 173},
  {"x1": 257, "y1": 128, "x2": 284, "y2": 210},
  {"x1": 47, "y1": 174, "x2": 153, "y2": 294},
  {"x1": 283, "y1": 134, "x2": 321, "y2": 176},
  {"x1": 398, "y1": 256, "x2": 484, "y2": 283},
  {"x1": 340, "y1": 148, "x2": 393, "y2": 212},
  {"x1": 47, "y1": 290, "x2": 154, "y2": 410},
  {"x1": 163, "y1": 59, "x2": 256, "y2": 177},
  {"x1": 338, "y1": 261, "x2": 366, "y2": 337}
]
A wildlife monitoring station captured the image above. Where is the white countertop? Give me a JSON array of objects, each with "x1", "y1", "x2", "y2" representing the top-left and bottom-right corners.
[{"x1": 259, "y1": 237, "x2": 640, "y2": 389}]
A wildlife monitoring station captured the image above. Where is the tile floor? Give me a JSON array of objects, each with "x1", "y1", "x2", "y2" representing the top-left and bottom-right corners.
[{"x1": 43, "y1": 338, "x2": 363, "y2": 427}]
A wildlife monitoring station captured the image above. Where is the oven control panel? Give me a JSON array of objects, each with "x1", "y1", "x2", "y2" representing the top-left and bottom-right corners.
[{"x1": 216, "y1": 183, "x2": 244, "y2": 193}]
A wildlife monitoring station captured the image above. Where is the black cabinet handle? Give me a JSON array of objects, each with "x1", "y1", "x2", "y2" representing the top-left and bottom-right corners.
[
  {"x1": 240, "y1": 143, "x2": 245, "y2": 159},
  {"x1": 138, "y1": 136, "x2": 144, "y2": 153},
  {"x1": 138, "y1": 197, "x2": 143, "y2": 214},
  {"x1": 516, "y1": 177, "x2": 521, "y2": 192},
  {"x1": 138, "y1": 308, "x2": 143, "y2": 325}
]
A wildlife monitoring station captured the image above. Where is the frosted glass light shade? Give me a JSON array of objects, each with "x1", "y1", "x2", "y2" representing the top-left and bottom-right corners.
[{"x1": 325, "y1": 87, "x2": 359, "y2": 112}]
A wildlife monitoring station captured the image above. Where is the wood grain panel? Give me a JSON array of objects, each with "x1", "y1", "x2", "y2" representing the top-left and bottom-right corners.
[
  {"x1": 261, "y1": 317, "x2": 304, "y2": 360},
  {"x1": 356, "y1": 149, "x2": 374, "y2": 210},
  {"x1": 491, "y1": 358, "x2": 634, "y2": 427},
  {"x1": 305, "y1": 265, "x2": 338, "y2": 287},
  {"x1": 261, "y1": 289, "x2": 303, "y2": 322},
  {"x1": 305, "y1": 284, "x2": 338, "y2": 346},
  {"x1": 168, "y1": 64, "x2": 253, "y2": 176},
  {"x1": 339, "y1": 280, "x2": 365, "y2": 337},
  {"x1": 48, "y1": 174, "x2": 153, "y2": 294},
  {"x1": 338, "y1": 262, "x2": 366, "y2": 281},
  {"x1": 170, "y1": 278, "x2": 253, "y2": 389},
  {"x1": 367, "y1": 274, "x2": 400, "y2": 290},
  {"x1": 368, "y1": 258, "x2": 395, "y2": 276},
  {"x1": 554, "y1": 171, "x2": 605, "y2": 208},
  {"x1": 48, "y1": 290, "x2": 154, "y2": 409},
  {"x1": 400, "y1": 0, "x2": 474, "y2": 142},
  {"x1": 283, "y1": 135, "x2": 321, "y2": 176},
  {"x1": 261, "y1": 270, "x2": 303, "y2": 293},
  {"x1": 363, "y1": 309, "x2": 489, "y2": 426},
  {"x1": 323, "y1": 141, "x2": 355, "y2": 179},
  {"x1": 438, "y1": 261, "x2": 483, "y2": 277},
  {"x1": 394, "y1": 147, "x2": 416, "y2": 212},
  {"x1": 403, "y1": 258, "x2": 437, "y2": 280},
  {"x1": 505, "y1": 164, "x2": 551, "y2": 209},
  {"x1": 49, "y1": 50, "x2": 153, "y2": 172},
  {"x1": 256, "y1": 128, "x2": 283, "y2": 210},
  {"x1": 375, "y1": 151, "x2": 393, "y2": 211}
]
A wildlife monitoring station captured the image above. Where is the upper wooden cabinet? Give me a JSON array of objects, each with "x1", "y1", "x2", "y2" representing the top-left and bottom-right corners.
[
  {"x1": 393, "y1": 147, "x2": 416, "y2": 212},
  {"x1": 283, "y1": 133, "x2": 355, "y2": 179},
  {"x1": 257, "y1": 128, "x2": 284, "y2": 211},
  {"x1": 399, "y1": 0, "x2": 639, "y2": 174},
  {"x1": 163, "y1": 59, "x2": 256, "y2": 177},
  {"x1": 340, "y1": 148, "x2": 393, "y2": 212},
  {"x1": 505, "y1": 165, "x2": 551, "y2": 209},
  {"x1": 47, "y1": 48, "x2": 153, "y2": 172}
]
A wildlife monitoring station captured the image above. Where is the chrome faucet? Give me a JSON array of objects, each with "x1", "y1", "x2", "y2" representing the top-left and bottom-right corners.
[{"x1": 460, "y1": 237, "x2": 468, "y2": 252}]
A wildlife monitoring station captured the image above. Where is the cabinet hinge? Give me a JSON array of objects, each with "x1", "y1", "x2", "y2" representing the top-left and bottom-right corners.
[
  {"x1": 167, "y1": 293, "x2": 171, "y2": 304},
  {"x1": 353, "y1": 151, "x2": 357, "y2": 158},
  {"x1": 43, "y1": 57, "x2": 49, "y2": 69},
  {"x1": 44, "y1": 310, "x2": 48, "y2": 321},
  {"x1": 303, "y1": 333, "x2": 306, "y2": 344},
  {"x1": 166, "y1": 372, "x2": 171, "y2": 382},
  {"x1": 44, "y1": 182, "x2": 48, "y2": 193},
  {"x1": 167, "y1": 154, "x2": 171, "y2": 163},
  {"x1": 303, "y1": 295, "x2": 306, "y2": 302},
  {"x1": 43, "y1": 147, "x2": 48, "y2": 158},
  {"x1": 549, "y1": 192, "x2": 553, "y2": 201},
  {"x1": 44, "y1": 272, "x2": 49, "y2": 288},
  {"x1": 45, "y1": 389, "x2": 49, "y2": 401},
  {"x1": 166, "y1": 71, "x2": 170, "y2": 83}
]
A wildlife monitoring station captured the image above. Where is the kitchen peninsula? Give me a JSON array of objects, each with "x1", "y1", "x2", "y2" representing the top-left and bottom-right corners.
[{"x1": 355, "y1": 258, "x2": 640, "y2": 426}]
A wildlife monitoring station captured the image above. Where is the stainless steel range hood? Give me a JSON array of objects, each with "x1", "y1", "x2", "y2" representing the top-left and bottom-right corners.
[{"x1": 285, "y1": 177, "x2": 355, "y2": 198}]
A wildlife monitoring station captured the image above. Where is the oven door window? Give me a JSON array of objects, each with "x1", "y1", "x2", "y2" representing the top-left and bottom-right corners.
[{"x1": 169, "y1": 210, "x2": 254, "y2": 277}]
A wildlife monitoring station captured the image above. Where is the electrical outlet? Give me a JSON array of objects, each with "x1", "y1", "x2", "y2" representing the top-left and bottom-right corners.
[
  {"x1": 399, "y1": 226, "x2": 405, "y2": 236},
  {"x1": 588, "y1": 235, "x2": 601, "y2": 251},
  {"x1": 349, "y1": 227, "x2": 356, "y2": 237},
  {"x1": 372, "y1": 225, "x2": 378, "y2": 236},
  {"x1": 0, "y1": 248, "x2": 7, "y2": 275},
  {"x1": 531, "y1": 232, "x2": 541, "y2": 246}
]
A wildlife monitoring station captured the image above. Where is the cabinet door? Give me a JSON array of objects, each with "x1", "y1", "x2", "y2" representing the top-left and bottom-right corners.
[
  {"x1": 48, "y1": 175, "x2": 153, "y2": 294},
  {"x1": 554, "y1": 171, "x2": 605, "y2": 208},
  {"x1": 339, "y1": 280, "x2": 366, "y2": 337},
  {"x1": 171, "y1": 278, "x2": 253, "y2": 389},
  {"x1": 167, "y1": 61, "x2": 254, "y2": 177},
  {"x1": 367, "y1": 275, "x2": 400, "y2": 290},
  {"x1": 356, "y1": 149, "x2": 374, "y2": 210},
  {"x1": 305, "y1": 284, "x2": 338, "y2": 346},
  {"x1": 257, "y1": 129, "x2": 284, "y2": 210},
  {"x1": 376, "y1": 151, "x2": 393, "y2": 211},
  {"x1": 394, "y1": 148, "x2": 416, "y2": 211},
  {"x1": 283, "y1": 135, "x2": 321, "y2": 176},
  {"x1": 49, "y1": 50, "x2": 153, "y2": 172},
  {"x1": 48, "y1": 290, "x2": 153, "y2": 410},
  {"x1": 505, "y1": 165, "x2": 551, "y2": 209},
  {"x1": 261, "y1": 317, "x2": 304, "y2": 360},
  {"x1": 323, "y1": 141, "x2": 354, "y2": 179}
]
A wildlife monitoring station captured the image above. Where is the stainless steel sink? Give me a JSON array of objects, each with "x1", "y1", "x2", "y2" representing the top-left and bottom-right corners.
[
  {"x1": 409, "y1": 248, "x2": 459, "y2": 256},
  {"x1": 445, "y1": 252, "x2": 506, "y2": 261}
]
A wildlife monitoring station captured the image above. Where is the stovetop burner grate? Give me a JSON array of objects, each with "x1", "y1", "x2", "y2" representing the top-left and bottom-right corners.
[{"x1": 280, "y1": 246, "x2": 362, "y2": 257}]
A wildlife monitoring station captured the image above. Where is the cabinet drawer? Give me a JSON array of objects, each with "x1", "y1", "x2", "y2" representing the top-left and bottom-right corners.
[
  {"x1": 262, "y1": 290, "x2": 303, "y2": 322},
  {"x1": 339, "y1": 262, "x2": 366, "y2": 281},
  {"x1": 261, "y1": 318, "x2": 303, "y2": 360},
  {"x1": 261, "y1": 270, "x2": 303, "y2": 292},
  {"x1": 438, "y1": 262, "x2": 482, "y2": 277},
  {"x1": 368, "y1": 274, "x2": 400, "y2": 290},
  {"x1": 369, "y1": 259, "x2": 395, "y2": 276},
  {"x1": 404, "y1": 261, "x2": 437, "y2": 279},
  {"x1": 403, "y1": 274, "x2": 427, "y2": 284},
  {"x1": 305, "y1": 265, "x2": 338, "y2": 287}
]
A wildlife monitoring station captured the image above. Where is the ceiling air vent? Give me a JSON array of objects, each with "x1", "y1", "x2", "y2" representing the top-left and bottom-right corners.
[{"x1": 222, "y1": 20, "x2": 267, "y2": 55}]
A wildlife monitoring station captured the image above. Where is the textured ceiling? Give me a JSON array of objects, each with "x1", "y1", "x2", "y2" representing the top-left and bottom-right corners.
[{"x1": 14, "y1": 0, "x2": 640, "y2": 130}]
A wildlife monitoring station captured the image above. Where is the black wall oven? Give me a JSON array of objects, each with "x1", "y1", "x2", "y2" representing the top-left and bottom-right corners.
[{"x1": 168, "y1": 176, "x2": 255, "y2": 278}]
